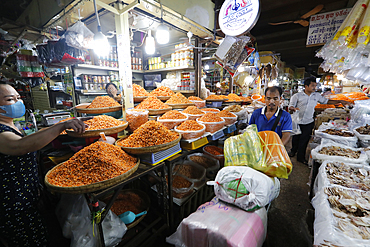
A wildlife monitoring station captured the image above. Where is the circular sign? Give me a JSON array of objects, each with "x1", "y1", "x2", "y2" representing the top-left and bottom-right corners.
[{"x1": 219, "y1": 0, "x2": 260, "y2": 36}]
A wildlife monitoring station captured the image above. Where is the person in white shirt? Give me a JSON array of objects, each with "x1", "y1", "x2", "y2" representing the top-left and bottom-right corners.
[{"x1": 288, "y1": 77, "x2": 351, "y2": 165}]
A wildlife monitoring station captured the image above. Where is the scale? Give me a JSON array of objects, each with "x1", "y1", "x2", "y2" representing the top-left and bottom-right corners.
[
  {"x1": 139, "y1": 143, "x2": 182, "y2": 165},
  {"x1": 40, "y1": 112, "x2": 71, "y2": 126},
  {"x1": 223, "y1": 123, "x2": 237, "y2": 134},
  {"x1": 207, "y1": 127, "x2": 225, "y2": 141}
]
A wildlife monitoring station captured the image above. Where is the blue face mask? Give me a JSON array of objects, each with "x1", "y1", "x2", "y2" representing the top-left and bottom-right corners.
[{"x1": 0, "y1": 101, "x2": 26, "y2": 118}]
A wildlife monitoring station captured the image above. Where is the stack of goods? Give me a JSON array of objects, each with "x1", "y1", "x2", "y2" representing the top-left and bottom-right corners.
[
  {"x1": 165, "y1": 93, "x2": 191, "y2": 104},
  {"x1": 174, "y1": 120, "x2": 206, "y2": 140},
  {"x1": 126, "y1": 109, "x2": 148, "y2": 131},
  {"x1": 224, "y1": 125, "x2": 292, "y2": 179},
  {"x1": 135, "y1": 96, "x2": 170, "y2": 110},
  {"x1": 149, "y1": 86, "x2": 175, "y2": 97},
  {"x1": 314, "y1": 123, "x2": 358, "y2": 147},
  {"x1": 312, "y1": 161, "x2": 370, "y2": 246},
  {"x1": 224, "y1": 104, "x2": 248, "y2": 119},
  {"x1": 188, "y1": 153, "x2": 220, "y2": 179},
  {"x1": 117, "y1": 121, "x2": 179, "y2": 148},
  {"x1": 133, "y1": 84, "x2": 150, "y2": 97},
  {"x1": 157, "y1": 110, "x2": 188, "y2": 129},
  {"x1": 182, "y1": 106, "x2": 205, "y2": 120},
  {"x1": 87, "y1": 96, "x2": 121, "y2": 108},
  {"x1": 315, "y1": 108, "x2": 350, "y2": 129},
  {"x1": 354, "y1": 124, "x2": 370, "y2": 147},
  {"x1": 315, "y1": 104, "x2": 335, "y2": 109},
  {"x1": 16, "y1": 54, "x2": 45, "y2": 78},
  {"x1": 312, "y1": 143, "x2": 367, "y2": 164},
  {"x1": 46, "y1": 141, "x2": 137, "y2": 187},
  {"x1": 216, "y1": 110, "x2": 237, "y2": 125},
  {"x1": 197, "y1": 113, "x2": 225, "y2": 133},
  {"x1": 188, "y1": 96, "x2": 205, "y2": 108},
  {"x1": 226, "y1": 93, "x2": 241, "y2": 102}
]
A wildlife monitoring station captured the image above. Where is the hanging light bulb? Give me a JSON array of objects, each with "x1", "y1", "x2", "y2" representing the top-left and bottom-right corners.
[
  {"x1": 156, "y1": 24, "x2": 169, "y2": 44},
  {"x1": 145, "y1": 30, "x2": 155, "y2": 55},
  {"x1": 204, "y1": 64, "x2": 210, "y2": 70},
  {"x1": 93, "y1": 0, "x2": 110, "y2": 56}
]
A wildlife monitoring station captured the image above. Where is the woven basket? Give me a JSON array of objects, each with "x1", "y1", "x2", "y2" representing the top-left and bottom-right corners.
[
  {"x1": 44, "y1": 159, "x2": 140, "y2": 194},
  {"x1": 166, "y1": 103, "x2": 195, "y2": 109},
  {"x1": 147, "y1": 107, "x2": 172, "y2": 116},
  {"x1": 102, "y1": 189, "x2": 150, "y2": 230},
  {"x1": 157, "y1": 96, "x2": 171, "y2": 101},
  {"x1": 66, "y1": 122, "x2": 128, "y2": 137},
  {"x1": 76, "y1": 104, "x2": 123, "y2": 114},
  {"x1": 134, "y1": 96, "x2": 148, "y2": 102},
  {"x1": 115, "y1": 133, "x2": 181, "y2": 154}
]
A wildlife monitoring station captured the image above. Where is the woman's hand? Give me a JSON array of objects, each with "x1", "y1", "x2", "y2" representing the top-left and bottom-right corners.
[{"x1": 62, "y1": 117, "x2": 93, "y2": 133}]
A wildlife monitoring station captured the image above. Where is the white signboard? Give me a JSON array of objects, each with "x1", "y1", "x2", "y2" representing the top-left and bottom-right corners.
[
  {"x1": 219, "y1": 0, "x2": 260, "y2": 36},
  {"x1": 306, "y1": 8, "x2": 351, "y2": 46}
]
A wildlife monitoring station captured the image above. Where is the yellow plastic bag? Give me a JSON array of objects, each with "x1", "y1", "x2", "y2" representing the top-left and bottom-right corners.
[
  {"x1": 258, "y1": 131, "x2": 293, "y2": 179},
  {"x1": 224, "y1": 124, "x2": 264, "y2": 168}
]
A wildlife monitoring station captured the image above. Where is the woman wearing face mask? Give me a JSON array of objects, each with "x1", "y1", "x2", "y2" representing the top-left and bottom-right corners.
[{"x1": 0, "y1": 81, "x2": 89, "y2": 247}]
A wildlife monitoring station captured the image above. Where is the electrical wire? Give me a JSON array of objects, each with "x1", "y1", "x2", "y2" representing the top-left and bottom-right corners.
[{"x1": 93, "y1": 0, "x2": 101, "y2": 29}]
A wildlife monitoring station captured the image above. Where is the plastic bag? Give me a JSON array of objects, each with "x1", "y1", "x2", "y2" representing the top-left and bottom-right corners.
[
  {"x1": 166, "y1": 197, "x2": 267, "y2": 247},
  {"x1": 258, "y1": 131, "x2": 293, "y2": 179},
  {"x1": 102, "y1": 209, "x2": 127, "y2": 247},
  {"x1": 224, "y1": 124, "x2": 265, "y2": 168},
  {"x1": 63, "y1": 21, "x2": 94, "y2": 50},
  {"x1": 314, "y1": 125, "x2": 358, "y2": 147},
  {"x1": 311, "y1": 141, "x2": 368, "y2": 163},
  {"x1": 207, "y1": 166, "x2": 280, "y2": 211},
  {"x1": 312, "y1": 187, "x2": 370, "y2": 246},
  {"x1": 291, "y1": 111, "x2": 301, "y2": 135}
]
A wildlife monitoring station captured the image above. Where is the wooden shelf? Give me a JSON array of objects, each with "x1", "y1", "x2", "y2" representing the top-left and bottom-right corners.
[
  {"x1": 145, "y1": 66, "x2": 194, "y2": 73},
  {"x1": 75, "y1": 64, "x2": 119, "y2": 71}
]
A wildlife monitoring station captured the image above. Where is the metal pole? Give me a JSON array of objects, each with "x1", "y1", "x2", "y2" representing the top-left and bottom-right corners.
[
  {"x1": 195, "y1": 37, "x2": 202, "y2": 97},
  {"x1": 115, "y1": 1, "x2": 134, "y2": 120}
]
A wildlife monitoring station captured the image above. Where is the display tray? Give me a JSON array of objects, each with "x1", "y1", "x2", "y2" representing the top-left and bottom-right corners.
[
  {"x1": 102, "y1": 189, "x2": 150, "y2": 230},
  {"x1": 134, "y1": 96, "x2": 148, "y2": 102},
  {"x1": 65, "y1": 121, "x2": 128, "y2": 137},
  {"x1": 166, "y1": 103, "x2": 195, "y2": 109},
  {"x1": 156, "y1": 96, "x2": 171, "y2": 101},
  {"x1": 75, "y1": 104, "x2": 123, "y2": 114},
  {"x1": 206, "y1": 99, "x2": 228, "y2": 102},
  {"x1": 146, "y1": 107, "x2": 172, "y2": 116},
  {"x1": 115, "y1": 133, "x2": 181, "y2": 155},
  {"x1": 44, "y1": 158, "x2": 140, "y2": 194}
]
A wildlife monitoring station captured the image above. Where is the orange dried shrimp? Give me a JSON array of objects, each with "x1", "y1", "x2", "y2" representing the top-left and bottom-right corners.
[
  {"x1": 133, "y1": 84, "x2": 150, "y2": 97},
  {"x1": 150, "y1": 86, "x2": 175, "y2": 96},
  {"x1": 188, "y1": 96, "x2": 203, "y2": 101},
  {"x1": 135, "y1": 96, "x2": 170, "y2": 109},
  {"x1": 202, "y1": 108, "x2": 220, "y2": 113},
  {"x1": 198, "y1": 113, "x2": 223, "y2": 122},
  {"x1": 177, "y1": 120, "x2": 204, "y2": 131},
  {"x1": 165, "y1": 93, "x2": 191, "y2": 104},
  {"x1": 87, "y1": 96, "x2": 121, "y2": 108},
  {"x1": 315, "y1": 104, "x2": 335, "y2": 109},
  {"x1": 206, "y1": 95, "x2": 223, "y2": 100},
  {"x1": 159, "y1": 110, "x2": 187, "y2": 119},
  {"x1": 182, "y1": 106, "x2": 204, "y2": 115},
  {"x1": 83, "y1": 115, "x2": 125, "y2": 130},
  {"x1": 46, "y1": 141, "x2": 137, "y2": 187},
  {"x1": 117, "y1": 121, "x2": 179, "y2": 147},
  {"x1": 226, "y1": 93, "x2": 241, "y2": 101},
  {"x1": 57, "y1": 117, "x2": 75, "y2": 134},
  {"x1": 217, "y1": 110, "x2": 237, "y2": 117}
]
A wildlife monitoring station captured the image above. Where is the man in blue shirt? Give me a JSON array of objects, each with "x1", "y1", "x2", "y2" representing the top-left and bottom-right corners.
[{"x1": 249, "y1": 86, "x2": 292, "y2": 145}]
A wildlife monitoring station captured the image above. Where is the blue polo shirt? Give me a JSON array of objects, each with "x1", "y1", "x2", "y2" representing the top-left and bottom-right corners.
[{"x1": 249, "y1": 107, "x2": 292, "y2": 137}]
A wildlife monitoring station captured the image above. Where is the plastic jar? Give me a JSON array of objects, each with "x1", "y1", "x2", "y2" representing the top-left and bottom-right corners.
[
  {"x1": 126, "y1": 109, "x2": 149, "y2": 131},
  {"x1": 174, "y1": 123, "x2": 206, "y2": 140},
  {"x1": 196, "y1": 118, "x2": 225, "y2": 133}
]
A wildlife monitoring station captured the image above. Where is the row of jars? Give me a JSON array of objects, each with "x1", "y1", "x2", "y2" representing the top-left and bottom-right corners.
[
  {"x1": 148, "y1": 58, "x2": 193, "y2": 70},
  {"x1": 84, "y1": 83, "x2": 108, "y2": 91}
]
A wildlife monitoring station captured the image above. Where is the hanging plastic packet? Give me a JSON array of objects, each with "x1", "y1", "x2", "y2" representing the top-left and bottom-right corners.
[{"x1": 62, "y1": 21, "x2": 94, "y2": 50}]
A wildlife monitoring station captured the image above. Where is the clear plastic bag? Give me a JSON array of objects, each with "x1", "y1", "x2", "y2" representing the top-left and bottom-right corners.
[
  {"x1": 173, "y1": 161, "x2": 206, "y2": 189},
  {"x1": 224, "y1": 124, "x2": 265, "y2": 169},
  {"x1": 157, "y1": 115, "x2": 188, "y2": 130},
  {"x1": 189, "y1": 100, "x2": 206, "y2": 108},
  {"x1": 126, "y1": 109, "x2": 148, "y2": 131},
  {"x1": 63, "y1": 21, "x2": 94, "y2": 50},
  {"x1": 291, "y1": 111, "x2": 301, "y2": 135},
  {"x1": 207, "y1": 166, "x2": 280, "y2": 211},
  {"x1": 182, "y1": 112, "x2": 204, "y2": 121},
  {"x1": 196, "y1": 118, "x2": 225, "y2": 133},
  {"x1": 314, "y1": 123, "x2": 358, "y2": 147},
  {"x1": 221, "y1": 115, "x2": 237, "y2": 126},
  {"x1": 187, "y1": 153, "x2": 220, "y2": 179},
  {"x1": 166, "y1": 197, "x2": 267, "y2": 247},
  {"x1": 174, "y1": 124, "x2": 205, "y2": 140}
]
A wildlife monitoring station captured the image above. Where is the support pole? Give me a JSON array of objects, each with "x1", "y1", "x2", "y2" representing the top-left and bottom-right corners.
[
  {"x1": 195, "y1": 37, "x2": 202, "y2": 97},
  {"x1": 115, "y1": 2, "x2": 134, "y2": 120}
]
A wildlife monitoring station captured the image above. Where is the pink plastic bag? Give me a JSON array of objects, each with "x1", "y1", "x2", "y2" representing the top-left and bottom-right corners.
[{"x1": 166, "y1": 197, "x2": 267, "y2": 247}]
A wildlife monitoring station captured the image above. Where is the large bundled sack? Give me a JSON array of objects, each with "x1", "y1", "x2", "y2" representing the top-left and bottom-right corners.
[
  {"x1": 311, "y1": 141, "x2": 368, "y2": 164},
  {"x1": 166, "y1": 197, "x2": 267, "y2": 247},
  {"x1": 258, "y1": 131, "x2": 293, "y2": 179},
  {"x1": 207, "y1": 166, "x2": 280, "y2": 211},
  {"x1": 224, "y1": 124, "x2": 265, "y2": 168}
]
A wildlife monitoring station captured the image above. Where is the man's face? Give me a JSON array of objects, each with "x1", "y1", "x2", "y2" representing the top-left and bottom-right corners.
[
  {"x1": 265, "y1": 90, "x2": 280, "y2": 111},
  {"x1": 305, "y1": 81, "x2": 317, "y2": 93}
]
